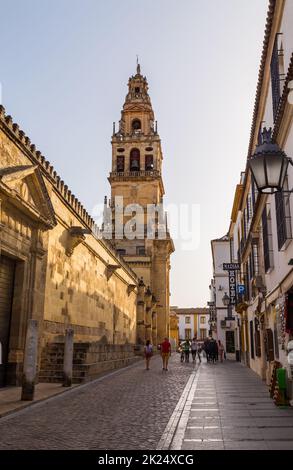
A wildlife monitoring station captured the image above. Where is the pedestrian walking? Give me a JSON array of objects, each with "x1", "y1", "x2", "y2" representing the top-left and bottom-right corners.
[
  {"x1": 191, "y1": 338, "x2": 197, "y2": 363},
  {"x1": 218, "y1": 340, "x2": 224, "y2": 362},
  {"x1": 197, "y1": 341, "x2": 202, "y2": 363},
  {"x1": 184, "y1": 340, "x2": 190, "y2": 363},
  {"x1": 209, "y1": 338, "x2": 218, "y2": 363},
  {"x1": 160, "y1": 337, "x2": 171, "y2": 371},
  {"x1": 179, "y1": 343, "x2": 184, "y2": 363},
  {"x1": 144, "y1": 339, "x2": 153, "y2": 370},
  {"x1": 204, "y1": 338, "x2": 211, "y2": 362}
]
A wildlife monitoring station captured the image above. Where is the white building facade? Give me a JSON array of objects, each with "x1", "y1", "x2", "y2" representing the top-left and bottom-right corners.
[
  {"x1": 210, "y1": 236, "x2": 241, "y2": 360},
  {"x1": 172, "y1": 308, "x2": 210, "y2": 342},
  {"x1": 214, "y1": 0, "x2": 293, "y2": 401}
]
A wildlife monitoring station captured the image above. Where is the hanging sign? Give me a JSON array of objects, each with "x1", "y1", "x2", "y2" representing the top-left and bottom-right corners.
[{"x1": 223, "y1": 263, "x2": 240, "y2": 271}]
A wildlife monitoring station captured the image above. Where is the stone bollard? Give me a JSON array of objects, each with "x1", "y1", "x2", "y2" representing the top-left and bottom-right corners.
[
  {"x1": 63, "y1": 328, "x2": 74, "y2": 387},
  {"x1": 21, "y1": 319, "x2": 38, "y2": 401}
]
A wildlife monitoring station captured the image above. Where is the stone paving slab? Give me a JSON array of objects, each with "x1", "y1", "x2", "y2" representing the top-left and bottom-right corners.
[
  {"x1": 170, "y1": 360, "x2": 293, "y2": 450},
  {"x1": 0, "y1": 382, "x2": 79, "y2": 417}
]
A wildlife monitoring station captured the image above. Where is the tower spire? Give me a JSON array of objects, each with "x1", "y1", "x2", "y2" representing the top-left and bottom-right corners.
[{"x1": 136, "y1": 55, "x2": 141, "y2": 75}]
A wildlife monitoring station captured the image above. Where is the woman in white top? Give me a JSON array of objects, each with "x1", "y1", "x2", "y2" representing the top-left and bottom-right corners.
[{"x1": 144, "y1": 340, "x2": 153, "y2": 370}]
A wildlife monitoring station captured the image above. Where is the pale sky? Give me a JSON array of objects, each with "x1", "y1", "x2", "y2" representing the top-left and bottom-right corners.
[{"x1": 0, "y1": 0, "x2": 268, "y2": 307}]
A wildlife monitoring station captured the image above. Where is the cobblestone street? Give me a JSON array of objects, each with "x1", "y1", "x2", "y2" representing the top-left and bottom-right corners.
[
  {"x1": 1, "y1": 356, "x2": 293, "y2": 450},
  {"x1": 0, "y1": 355, "x2": 195, "y2": 450}
]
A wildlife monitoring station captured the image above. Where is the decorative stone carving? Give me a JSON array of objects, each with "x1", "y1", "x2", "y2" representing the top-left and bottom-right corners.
[
  {"x1": 106, "y1": 264, "x2": 119, "y2": 280},
  {"x1": 127, "y1": 284, "x2": 137, "y2": 295},
  {"x1": 65, "y1": 226, "x2": 90, "y2": 257},
  {"x1": 0, "y1": 164, "x2": 57, "y2": 229}
]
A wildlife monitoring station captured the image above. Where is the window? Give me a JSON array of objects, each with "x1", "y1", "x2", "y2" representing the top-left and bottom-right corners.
[
  {"x1": 185, "y1": 316, "x2": 191, "y2": 324},
  {"x1": 273, "y1": 325, "x2": 279, "y2": 360},
  {"x1": 135, "y1": 87, "x2": 140, "y2": 94},
  {"x1": 250, "y1": 244, "x2": 259, "y2": 278},
  {"x1": 145, "y1": 155, "x2": 154, "y2": 171},
  {"x1": 270, "y1": 34, "x2": 282, "y2": 120},
  {"x1": 275, "y1": 179, "x2": 292, "y2": 250},
  {"x1": 136, "y1": 246, "x2": 145, "y2": 256},
  {"x1": 130, "y1": 148, "x2": 140, "y2": 171},
  {"x1": 117, "y1": 249, "x2": 126, "y2": 256},
  {"x1": 200, "y1": 329, "x2": 206, "y2": 340},
  {"x1": 244, "y1": 262, "x2": 250, "y2": 301},
  {"x1": 254, "y1": 318, "x2": 261, "y2": 357},
  {"x1": 246, "y1": 194, "x2": 253, "y2": 231},
  {"x1": 285, "y1": 292, "x2": 293, "y2": 334},
  {"x1": 265, "y1": 329, "x2": 275, "y2": 361},
  {"x1": 262, "y1": 204, "x2": 274, "y2": 272},
  {"x1": 251, "y1": 180, "x2": 257, "y2": 209},
  {"x1": 117, "y1": 155, "x2": 125, "y2": 172},
  {"x1": 185, "y1": 329, "x2": 191, "y2": 340},
  {"x1": 132, "y1": 119, "x2": 141, "y2": 132},
  {"x1": 243, "y1": 208, "x2": 247, "y2": 241},
  {"x1": 200, "y1": 316, "x2": 205, "y2": 324}
]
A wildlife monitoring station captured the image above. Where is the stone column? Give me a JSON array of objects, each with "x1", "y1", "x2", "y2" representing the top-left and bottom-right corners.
[
  {"x1": 21, "y1": 319, "x2": 38, "y2": 401},
  {"x1": 151, "y1": 295, "x2": 157, "y2": 346},
  {"x1": 63, "y1": 328, "x2": 74, "y2": 387},
  {"x1": 136, "y1": 278, "x2": 146, "y2": 347},
  {"x1": 145, "y1": 287, "x2": 152, "y2": 342}
]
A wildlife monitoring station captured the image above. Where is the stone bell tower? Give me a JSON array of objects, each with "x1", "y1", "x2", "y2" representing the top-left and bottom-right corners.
[{"x1": 107, "y1": 63, "x2": 174, "y2": 345}]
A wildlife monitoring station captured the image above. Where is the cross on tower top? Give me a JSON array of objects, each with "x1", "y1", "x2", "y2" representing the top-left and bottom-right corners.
[{"x1": 136, "y1": 56, "x2": 141, "y2": 75}]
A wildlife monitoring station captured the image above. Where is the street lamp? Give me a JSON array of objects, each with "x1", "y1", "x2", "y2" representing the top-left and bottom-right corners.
[
  {"x1": 222, "y1": 292, "x2": 234, "y2": 320},
  {"x1": 249, "y1": 127, "x2": 291, "y2": 194},
  {"x1": 222, "y1": 292, "x2": 230, "y2": 307}
]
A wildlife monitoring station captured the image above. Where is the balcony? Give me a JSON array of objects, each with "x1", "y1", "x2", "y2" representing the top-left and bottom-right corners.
[{"x1": 109, "y1": 170, "x2": 161, "y2": 180}]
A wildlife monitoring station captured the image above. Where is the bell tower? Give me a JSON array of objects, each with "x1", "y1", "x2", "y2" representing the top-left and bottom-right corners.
[{"x1": 108, "y1": 63, "x2": 174, "y2": 345}]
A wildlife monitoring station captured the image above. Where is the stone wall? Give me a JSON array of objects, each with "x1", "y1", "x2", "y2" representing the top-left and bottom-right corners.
[
  {"x1": 0, "y1": 106, "x2": 138, "y2": 385},
  {"x1": 39, "y1": 342, "x2": 138, "y2": 383}
]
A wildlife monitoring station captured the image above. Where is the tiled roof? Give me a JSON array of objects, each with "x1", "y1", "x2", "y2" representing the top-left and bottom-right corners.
[
  {"x1": 247, "y1": 0, "x2": 276, "y2": 160},
  {"x1": 273, "y1": 52, "x2": 293, "y2": 139}
]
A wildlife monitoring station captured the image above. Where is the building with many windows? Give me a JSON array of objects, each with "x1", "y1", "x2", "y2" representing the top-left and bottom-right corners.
[
  {"x1": 211, "y1": 0, "x2": 293, "y2": 400},
  {"x1": 170, "y1": 307, "x2": 210, "y2": 343}
]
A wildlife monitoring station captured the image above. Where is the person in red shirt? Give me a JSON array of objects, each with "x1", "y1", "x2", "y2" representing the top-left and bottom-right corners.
[{"x1": 160, "y1": 337, "x2": 171, "y2": 371}]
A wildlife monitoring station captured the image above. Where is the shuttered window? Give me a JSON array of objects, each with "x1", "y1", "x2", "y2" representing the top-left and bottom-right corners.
[
  {"x1": 285, "y1": 292, "x2": 293, "y2": 334},
  {"x1": 270, "y1": 35, "x2": 281, "y2": 120},
  {"x1": 262, "y1": 205, "x2": 274, "y2": 271},
  {"x1": 265, "y1": 329, "x2": 275, "y2": 362},
  {"x1": 275, "y1": 180, "x2": 292, "y2": 250},
  {"x1": 254, "y1": 318, "x2": 261, "y2": 357}
]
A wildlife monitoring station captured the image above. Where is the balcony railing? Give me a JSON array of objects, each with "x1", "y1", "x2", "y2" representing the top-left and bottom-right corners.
[{"x1": 110, "y1": 170, "x2": 161, "y2": 178}]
